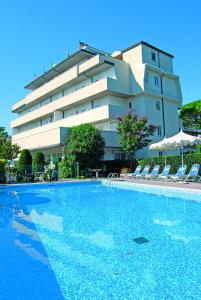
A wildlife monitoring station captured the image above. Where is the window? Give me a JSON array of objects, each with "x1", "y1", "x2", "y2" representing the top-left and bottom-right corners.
[
  {"x1": 115, "y1": 152, "x2": 126, "y2": 160},
  {"x1": 157, "y1": 126, "x2": 162, "y2": 136},
  {"x1": 129, "y1": 102, "x2": 132, "y2": 109},
  {"x1": 156, "y1": 100, "x2": 161, "y2": 111},
  {"x1": 110, "y1": 121, "x2": 117, "y2": 131},
  {"x1": 152, "y1": 52, "x2": 156, "y2": 61},
  {"x1": 145, "y1": 71, "x2": 149, "y2": 84},
  {"x1": 154, "y1": 76, "x2": 159, "y2": 86}
]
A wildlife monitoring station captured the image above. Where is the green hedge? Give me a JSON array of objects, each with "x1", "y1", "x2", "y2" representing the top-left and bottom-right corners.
[
  {"x1": 138, "y1": 153, "x2": 201, "y2": 175},
  {"x1": 0, "y1": 159, "x2": 6, "y2": 183}
]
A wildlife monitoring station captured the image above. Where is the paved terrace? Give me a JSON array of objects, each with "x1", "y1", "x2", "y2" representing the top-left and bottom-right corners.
[{"x1": 114, "y1": 178, "x2": 201, "y2": 191}]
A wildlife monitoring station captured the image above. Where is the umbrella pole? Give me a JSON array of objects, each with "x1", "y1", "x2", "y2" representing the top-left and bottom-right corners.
[{"x1": 181, "y1": 145, "x2": 184, "y2": 172}]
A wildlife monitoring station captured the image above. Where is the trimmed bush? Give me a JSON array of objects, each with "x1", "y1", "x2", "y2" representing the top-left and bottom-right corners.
[
  {"x1": 0, "y1": 159, "x2": 6, "y2": 183},
  {"x1": 64, "y1": 124, "x2": 105, "y2": 171},
  {"x1": 138, "y1": 153, "x2": 201, "y2": 175},
  {"x1": 18, "y1": 149, "x2": 32, "y2": 174},
  {"x1": 32, "y1": 152, "x2": 45, "y2": 173}
]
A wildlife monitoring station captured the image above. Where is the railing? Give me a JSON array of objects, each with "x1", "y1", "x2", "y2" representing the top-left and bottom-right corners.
[{"x1": 106, "y1": 173, "x2": 119, "y2": 185}]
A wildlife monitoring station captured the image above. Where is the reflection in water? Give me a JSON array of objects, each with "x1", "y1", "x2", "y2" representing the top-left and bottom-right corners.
[
  {"x1": 15, "y1": 239, "x2": 50, "y2": 268},
  {"x1": 69, "y1": 230, "x2": 115, "y2": 249},
  {"x1": 13, "y1": 220, "x2": 40, "y2": 241},
  {"x1": 0, "y1": 206, "x2": 13, "y2": 228},
  {"x1": 10, "y1": 191, "x2": 52, "y2": 205},
  {"x1": 39, "y1": 231, "x2": 116, "y2": 277},
  {"x1": 18, "y1": 210, "x2": 63, "y2": 233},
  {"x1": 153, "y1": 218, "x2": 181, "y2": 227},
  {"x1": 166, "y1": 231, "x2": 200, "y2": 245}
]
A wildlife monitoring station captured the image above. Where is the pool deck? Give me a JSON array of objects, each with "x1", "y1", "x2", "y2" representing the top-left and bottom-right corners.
[{"x1": 112, "y1": 178, "x2": 201, "y2": 191}]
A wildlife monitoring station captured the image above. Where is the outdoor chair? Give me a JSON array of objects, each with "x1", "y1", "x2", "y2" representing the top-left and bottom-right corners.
[
  {"x1": 120, "y1": 165, "x2": 142, "y2": 178},
  {"x1": 144, "y1": 165, "x2": 160, "y2": 180},
  {"x1": 157, "y1": 165, "x2": 171, "y2": 180},
  {"x1": 135, "y1": 165, "x2": 151, "y2": 179},
  {"x1": 184, "y1": 164, "x2": 201, "y2": 182},
  {"x1": 169, "y1": 165, "x2": 187, "y2": 181}
]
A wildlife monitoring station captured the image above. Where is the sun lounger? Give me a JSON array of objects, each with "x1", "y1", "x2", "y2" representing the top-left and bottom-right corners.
[
  {"x1": 144, "y1": 165, "x2": 160, "y2": 179},
  {"x1": 184, "y1": 164, "x2": 201, "y2": 182},
  {"x1": 135, "y1": 165, "x2": 151, "y2": 179},
  {"x1": 120, "y1": 166, "x2": 142, "y2": 178},
  {"x1": 157, "y1": 165, "x2": 171, "y2": 180},
  {"x1": 169, "y1": 165, "x2": 187, "y2": 181}
]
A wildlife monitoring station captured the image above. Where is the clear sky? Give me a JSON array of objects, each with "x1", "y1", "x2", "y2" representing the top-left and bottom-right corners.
[{"x1": 1, "y1": 0, "x2": 201, "y2": 133}]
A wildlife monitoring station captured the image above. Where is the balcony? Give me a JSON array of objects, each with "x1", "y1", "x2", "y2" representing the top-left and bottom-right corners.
[
  {"x1": 12, "y1": 104, "x2": 125, "y2": 150},
  {"x1": 12, "y1": 54, "x2": 114, "y2": 113},
  {"x1": 12, "y1": 65, "x2": 78, "y2": 112},
  {"x1": 11, "y1": 78, "x2": 130, "y2": 129}
]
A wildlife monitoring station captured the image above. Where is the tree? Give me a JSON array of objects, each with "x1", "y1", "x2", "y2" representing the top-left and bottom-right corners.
[
  {"x1": 18, "y1": 149, "x2": 32, "y2": 174},
  {"x1": 179, "y1": 100, "x2": 201, "y2": 129},
  {"x1": 0, "y1": 127, "x2": 20, "y2": 160},
  {"x1": 32, "y1": 152, "x2": 45, "y2": 173},
  {"x1": 64, "y1": 124, "x2": 105, "y2": 172},
  {"x1": 116, "y1": 112, "x2": 156, "y2": 159}
]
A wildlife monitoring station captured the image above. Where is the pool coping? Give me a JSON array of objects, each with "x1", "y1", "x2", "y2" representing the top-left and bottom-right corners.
[
  {"x1": 101, "y1": 179, "x2": 201, "y2": 202},
  {"x1": 0, "y1": 179, "x2": 100, "y2": 189}
]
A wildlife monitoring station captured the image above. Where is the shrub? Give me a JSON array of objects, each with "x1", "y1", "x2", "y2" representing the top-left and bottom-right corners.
[
  {"x1": 64, "y1": 124, "x2": 105, "y2": 172},
  {"x1": 120, "y1": 167, "x2": 132, "y2": 174},
  {"x1": 58, "y1": 159, "x2": 79, "y2": 179},
  {"x1": 0, "y1": 159, "x2": 6, "y2": 183},
  {"x1": 32, "y1": 152, "x2": 45, "y2": 173},
  {"x1": 196, "y1": 144, "x2": 201, "y2": 153},
  {"x1": 18, "y1": 149, "x2": 32, "y2": 175},
  {"x1": 138, "y1": 153, "x2": 201, "y2": 175}
]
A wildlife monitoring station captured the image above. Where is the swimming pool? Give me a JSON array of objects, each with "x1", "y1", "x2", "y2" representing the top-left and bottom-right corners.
[{"x1": 1, "y1": 181, "x2": 201, "y2": 299}]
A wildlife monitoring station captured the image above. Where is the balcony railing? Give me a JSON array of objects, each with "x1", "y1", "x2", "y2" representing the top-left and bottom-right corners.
[
  {"x1": 11, "y1": 78, "x2": 130, "y2": 129},
  {"x1": 12, "y1": 104, "x2": 126, "y2": 150}
]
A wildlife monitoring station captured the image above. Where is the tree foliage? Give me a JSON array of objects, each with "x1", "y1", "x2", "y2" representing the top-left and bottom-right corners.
[
  {"x1": 0, "y1": 127, "x2": 20, "y2": 160},
  {"x1": 179, "y1": 100, "x2": 201, "y2": 129},
  {"x1": 0, "y1": 159, "x2": 6, "y2": 183},
  {"x1": 116, "y1": 112, "x2": 156, "y2": 158},
  {"x1": 18, "y1": 149, "x2": 32, "y2": 174},
  {"x1": 64, "y1": 124, "x2": 105, "y2": 171},
  {"x1": 32, "y1": 152, "x2": 45, "y2": 173}
]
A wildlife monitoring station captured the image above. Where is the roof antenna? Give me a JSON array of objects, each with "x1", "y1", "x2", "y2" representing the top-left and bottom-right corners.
[{"x1": 79, "y1": 41, "x2": 88, "y2": 49}]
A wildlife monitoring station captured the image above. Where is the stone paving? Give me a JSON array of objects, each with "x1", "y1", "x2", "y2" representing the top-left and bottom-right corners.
[{"x1": 116, "y1": 178, "x2": 201, "y2": 191}]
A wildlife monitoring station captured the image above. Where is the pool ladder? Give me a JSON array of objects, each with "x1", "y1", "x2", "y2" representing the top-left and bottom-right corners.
[{"x1": 107, "y1": 173, "x2": 119, "y2": 185}]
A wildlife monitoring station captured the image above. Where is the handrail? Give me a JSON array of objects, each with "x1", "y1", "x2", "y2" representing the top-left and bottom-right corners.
[{"x1": 106, "y1": 173, "x2": 119, "y2": 184}]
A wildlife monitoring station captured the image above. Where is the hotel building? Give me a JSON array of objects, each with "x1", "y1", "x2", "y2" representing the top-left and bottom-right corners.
[{"x1": 11, "y1": 41, "x2": 182, "y2": 163}]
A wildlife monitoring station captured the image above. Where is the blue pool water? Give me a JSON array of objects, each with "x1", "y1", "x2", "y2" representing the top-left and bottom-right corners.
[{"x1": 0, "y1": 181, "x2": 201, "y2": 299}]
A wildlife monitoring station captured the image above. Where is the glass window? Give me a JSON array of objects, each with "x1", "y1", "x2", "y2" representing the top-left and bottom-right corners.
[
  {"x1": 145, "y1": 72, "x2": 149, "y2": 84},
  {"x1": 115, "y1": 152, "x2": 126, "y2": 160},
  {"x1": 156, "y1": 100, "x2": 160, "y2": 111},
  {"x1": 157, "y1": 126, "x2": 162, "y2": 136},
  {"x1": 154, "y1": 76, "x2": 159, "y2": 86},
  {"x1": 152, "y1": 52, "x2": 156, "y2": 61}
]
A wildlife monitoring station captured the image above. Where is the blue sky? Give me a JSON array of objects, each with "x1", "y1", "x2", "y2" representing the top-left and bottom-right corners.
[{"x1": 1, "y1": 0, "x2": 201, "y2": 133}]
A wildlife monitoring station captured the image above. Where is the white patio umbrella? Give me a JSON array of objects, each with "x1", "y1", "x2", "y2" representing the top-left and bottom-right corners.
[
  {"x1": 149, "y1": 137, "x2": 169, "y2": 165},
  {"x1": 149, "y1": 129, "x2": 201, "y2": 167}
]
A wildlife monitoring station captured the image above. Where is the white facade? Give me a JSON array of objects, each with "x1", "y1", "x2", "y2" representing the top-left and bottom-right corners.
[{"x1": 11, "y1": 41, "x2": 182, "y2": 162}]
